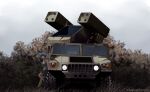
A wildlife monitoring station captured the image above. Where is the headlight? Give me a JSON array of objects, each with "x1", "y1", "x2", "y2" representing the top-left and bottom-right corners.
[
  {"x1": 62, "y1": 65, "x2": 68, "y2": 71},
  {"x1": 93, "y1": 65, "x2": 99, "y2": 71}
]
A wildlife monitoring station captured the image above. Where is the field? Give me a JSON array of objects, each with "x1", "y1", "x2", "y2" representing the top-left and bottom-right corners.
[{"x1": 3, "y1": 84, "x2": 150, "y2": 92}]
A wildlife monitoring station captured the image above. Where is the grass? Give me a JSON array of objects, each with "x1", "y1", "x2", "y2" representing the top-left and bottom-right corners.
[{"x1": 3, "y1": 83, "x2": 150, "y2": 92}]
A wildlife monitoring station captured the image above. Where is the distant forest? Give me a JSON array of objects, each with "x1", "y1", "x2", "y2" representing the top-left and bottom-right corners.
[{"x1": 0, "y1": 31, "x2": 150, "y2": 91}]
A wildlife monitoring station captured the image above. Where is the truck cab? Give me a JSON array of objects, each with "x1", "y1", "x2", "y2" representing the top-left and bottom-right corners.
[{"x1": 47, "y1": 43, "x2": 111, "y2": 80}]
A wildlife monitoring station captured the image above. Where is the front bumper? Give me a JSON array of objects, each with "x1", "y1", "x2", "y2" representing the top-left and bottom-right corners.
[
  {"x1": 49, "y1": 63, "x2": 112, "y2": 79},
  {"x1": 62, "y1": 63, "x2": 101, "y2": 79}
]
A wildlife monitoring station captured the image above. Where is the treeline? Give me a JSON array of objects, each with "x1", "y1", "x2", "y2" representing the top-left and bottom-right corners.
[
  {"x1": 0, "y1": 32, "x2": 51, "y2": 89},
  {"x1": 104, "y1": 36, "x2": 150, "y2": 88},
  {"x1": 0, "y1": 32, "x2": 150, "y2": 89}
]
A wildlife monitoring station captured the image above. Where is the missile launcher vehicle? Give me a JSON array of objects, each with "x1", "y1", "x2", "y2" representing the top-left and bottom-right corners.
[{"x1": 42, "y1": 11, "x2": 112, "y2": 88}]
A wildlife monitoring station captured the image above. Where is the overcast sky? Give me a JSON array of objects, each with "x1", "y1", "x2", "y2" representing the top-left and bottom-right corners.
[{"x1": 0, "y1": 0, "x2": 150, "y2": 55}]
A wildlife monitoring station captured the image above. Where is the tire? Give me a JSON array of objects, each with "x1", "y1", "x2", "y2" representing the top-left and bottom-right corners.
[
  {"x1": 104, "y1": 76, "x2": 112, "y2": 87},
  {"x1": 42, "y1": 70, "x2": 56, "y2": 90},
  {"x1": 95, "y1": 74, "x2": 112, "y2": 88}
]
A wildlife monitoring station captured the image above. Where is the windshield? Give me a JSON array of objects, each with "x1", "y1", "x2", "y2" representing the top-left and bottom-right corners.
[
  {"x1": 52, "y1": 43, "x2": 80, "y2": 56},
  {"x1": 52, "y1": 43, "x2": 109, "y2": 57},
  {"x1": 82, "y1": 45, "x2": 108, "y2": 57}
]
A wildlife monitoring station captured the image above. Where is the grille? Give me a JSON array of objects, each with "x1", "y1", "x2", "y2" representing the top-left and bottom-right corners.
[{"x1": 68, "y1": 64, "x2": 93, "y2": 73}]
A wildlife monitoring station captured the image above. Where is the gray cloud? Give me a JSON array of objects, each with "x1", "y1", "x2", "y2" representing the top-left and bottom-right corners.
[{"x1": 0, "y1": 0, "x2": 150, "y2": 55}]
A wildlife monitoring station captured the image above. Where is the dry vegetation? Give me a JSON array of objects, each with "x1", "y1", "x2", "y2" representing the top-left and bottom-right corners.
[
  {"x1": 0, "y1": 32, "x2": 150, "y2": 91},
  {"x1": 104, "y1": 35, "x2": 150, "y2": 88}
]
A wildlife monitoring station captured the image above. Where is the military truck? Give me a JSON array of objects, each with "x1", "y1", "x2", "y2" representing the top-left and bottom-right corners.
[{"x1": 41, "y1": 11, "x2": 112, "y2": 88}]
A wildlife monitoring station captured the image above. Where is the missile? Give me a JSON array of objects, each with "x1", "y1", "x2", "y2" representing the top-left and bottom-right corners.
[
  {"x1": 45, "y1": 11, "x2": 72, "y2": 31},
  {"x1": 78, "y1": 12, "x2": 109, "y2": 37}
]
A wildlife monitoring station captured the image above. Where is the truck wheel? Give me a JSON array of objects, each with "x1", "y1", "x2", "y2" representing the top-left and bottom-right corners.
[
  {"x1": 96, "y1": 75, "x2": 112, "y2": 88},
  {"x1": 105, "y1": 76, "x2": 112, "y2": 87},
  {"x1": 42, "y1": 70, "x2": 56, "y2": 90}
]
